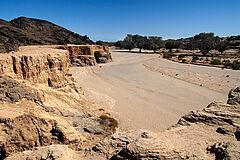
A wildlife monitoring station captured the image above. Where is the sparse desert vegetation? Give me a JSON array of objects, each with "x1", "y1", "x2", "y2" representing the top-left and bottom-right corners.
[{"x1": 111, "y1": 33, "x2": 240, "y2": 70}]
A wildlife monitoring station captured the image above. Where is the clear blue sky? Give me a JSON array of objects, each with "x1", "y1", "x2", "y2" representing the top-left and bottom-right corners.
[{"x1": 1, "y1": 0, "x2": 240, "y2": 41}]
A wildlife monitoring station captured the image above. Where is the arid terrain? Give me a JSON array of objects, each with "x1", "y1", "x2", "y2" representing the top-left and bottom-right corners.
[
  {"x1": 0, "y1": 46, "x2": 239, "y2": 159},
  {"x1": 70, "y1": 50, "x2": 240, "y2": 131}
]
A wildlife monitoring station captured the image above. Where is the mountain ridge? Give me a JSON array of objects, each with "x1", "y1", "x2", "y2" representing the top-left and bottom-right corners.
[{"x1": 0, "y1": 16, "x2": 93, "y2": 53}]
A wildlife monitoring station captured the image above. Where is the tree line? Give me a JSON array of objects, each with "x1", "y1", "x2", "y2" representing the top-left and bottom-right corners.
[{"x1": 109, "y1": 33, "x2": 238, "y2": 55}]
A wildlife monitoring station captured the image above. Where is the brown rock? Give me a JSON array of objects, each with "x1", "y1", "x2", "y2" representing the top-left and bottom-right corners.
[
  {"x1": 0, "y1": 76, "x2": 43, "y2": 103},
  {"x1": 207, "y1": 142, "x2": 240, "y2": 160},
  {"x1": 227, "y1": 87, "x2": 240, "y2": 105},
  {"x1": 67, "y1": 45, "x2": 112, "y2": 66},
  {"x1": 5, "y1": 145, "x2": 81, "y2": 160},
  {"x1": 0, "y1": 46, "x2": 76, "y2": 89}
]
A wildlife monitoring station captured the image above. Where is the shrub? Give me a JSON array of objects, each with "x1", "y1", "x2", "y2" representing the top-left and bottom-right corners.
[
  {"x1": 192, "y1": 55, "x2": 199, "y2": 60},
  {"x1": 223, "y1": 60, "x2": 231, "y2": 68},
  {"x1": 181, "y1": 59, "x2": 187, "y2": 63},
  {"x1": 178, "y1": 54, "x2": 185, "y2": 59},
  {"x1": 210, "y1": 59, "x2": 222, "y2": 65},
  {"x1": 163, "y1": 53, "x2": 174, "y2": 59},
  {"x1": 72, "y1": 40, "x2": 84, "y2": 45},
  {"x1": 231, "y1": 60, "x2": 240, "y2": 70},
  {"x1": 191, "y1": 55, "x2": 199, "y2": 62},
  {"x1": 98, "y1": 115, "x2": 118, "y2": 133}
]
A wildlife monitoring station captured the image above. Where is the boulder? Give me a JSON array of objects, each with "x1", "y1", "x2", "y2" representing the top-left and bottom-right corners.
[{"x1": 227, "y1": 87, "x2": 240, "y2": 105}]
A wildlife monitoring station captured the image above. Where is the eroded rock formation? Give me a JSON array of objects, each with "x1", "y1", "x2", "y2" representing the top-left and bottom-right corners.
[
  {"x1": 86, "y1": 86, "x2": 240, "y2": 160},
  {"x1": 0, "y1": 46, "x2": 75, "y2": 89},
  {"x1": 67, "y1": 45, "x2": 112, "y2": 66}
]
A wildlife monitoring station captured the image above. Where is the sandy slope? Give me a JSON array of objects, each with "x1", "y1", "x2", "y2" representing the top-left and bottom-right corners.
[{"x1": 70, "y1": 50, "x2": 240, "y2": 132}]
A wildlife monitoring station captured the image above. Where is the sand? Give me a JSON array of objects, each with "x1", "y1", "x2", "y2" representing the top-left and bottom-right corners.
[{"x1": 70, "y1": 50, "x2": 240, "y2": 132}]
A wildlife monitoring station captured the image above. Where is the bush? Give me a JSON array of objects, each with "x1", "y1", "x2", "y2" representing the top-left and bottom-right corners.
[
  {"x1": 191, "y1": 55, "x2": 199, "y2": 62},
  {"x1": 192, "y1": 55, "x2": 199, "y2": 60},
  {"x1": 223, "y1": 60, "x2": 231, "y2": 68},
  {"x1": 72, "y1": 40, "x2": 84, "y2": 45},
  {"x1": 231, "y1": 60, "x2": 240, "y2": 70},
  {"x1": 210, "y1": 59, "x2": 222, "y2": 65},
  {"x1": 181, "y1": 59, "x2": 187, "y2": 63},
  {"x1": 178, "y1": 54, "x2": 185, "y2": 59},
  {"x1": 98, "y1": 115, "x2": 118, "y2": 133},
  {"x1": 163, "y1": 53, "x2": 174, "y2": 59}
]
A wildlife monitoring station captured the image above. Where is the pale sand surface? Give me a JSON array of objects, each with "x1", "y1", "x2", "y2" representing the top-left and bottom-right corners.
[{"x1": 70, "y1": 50, "x2": 240, "y2": 132}]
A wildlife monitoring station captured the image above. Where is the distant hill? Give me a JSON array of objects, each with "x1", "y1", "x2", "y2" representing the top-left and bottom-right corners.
[{"x1": 0, "y1": 17, "x2": 93, "y2": 53}]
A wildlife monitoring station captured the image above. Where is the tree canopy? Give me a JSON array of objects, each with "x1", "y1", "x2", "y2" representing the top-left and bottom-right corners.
[{"x1": 118, "y1": 34, "x2": 163, "y2": 52}]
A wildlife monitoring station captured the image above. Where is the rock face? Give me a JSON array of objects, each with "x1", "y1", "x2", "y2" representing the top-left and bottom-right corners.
[
  {"x1": 67, "y1": 45, "x2": 112, "y2": 66},
  {"x1": 0, "y1": 17, "x2": 93, "y2": 53},
  {"x1": 228, "y1": 86, "x2": 240, "y2": 105},
  {"x1": 0, "y1": 46, "x2": 75, "y2": 89},
  {"x1": 0, "y1": 76, "x2": 43, "y2": 103}
]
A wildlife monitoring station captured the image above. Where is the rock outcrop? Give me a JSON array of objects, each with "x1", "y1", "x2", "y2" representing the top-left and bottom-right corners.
[
  {"x1": 228, "y1": 87, "x2": 240, "y2": 105},
  {"x1": 67, "y1": 45, "x2": 112, "y2": 66},
  {"x1": 86, "y1": 86, "x2": 240, "y2": 160},
  {"x1": 0, "y1": 46, "x2": 75, "y2": 89},
  {"x1": 0, "y1": 75, "x2": 43, "y2": 103}
]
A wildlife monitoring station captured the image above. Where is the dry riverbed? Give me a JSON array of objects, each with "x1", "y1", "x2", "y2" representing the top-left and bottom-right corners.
[{"x1": 70, "y1": 50, "x2": 240, "y2": 132}]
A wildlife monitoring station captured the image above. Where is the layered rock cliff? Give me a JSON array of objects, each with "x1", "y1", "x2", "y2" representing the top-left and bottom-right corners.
[
  {"x1": 67, "y1": 45, "x2": 112, "y2": 66},
  {"x1": 0, "y1": 46, "x2": 117, "y2": 159},
  {"x1": 0, "y1": 46, "x2": 75, "y2": 89}
]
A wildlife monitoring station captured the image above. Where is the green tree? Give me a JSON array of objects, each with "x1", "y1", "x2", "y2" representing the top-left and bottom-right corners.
[
  {"x1": 215, "y1": 40, "x2": 228, "y2": 53},
  {"x1": 165, "y1": 40, "x2": 183, "y2": 52},
  {"x1": 132, "y1": 35, "x2": 147, "y2": 52},
  {"x1": 190, "y1": 33, "x2": 220, "y2": 56},
  {"x1": 122, "y1": 34, "x2": 135, "y2": 51},
  {"x1": 144, "y1": 36, "x2": 164, "y2": 52}
]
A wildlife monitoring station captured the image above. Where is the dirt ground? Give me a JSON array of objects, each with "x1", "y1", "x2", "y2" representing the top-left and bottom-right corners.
[{"x1": 70, "y1": 50, "x2": 240, "y2": 132}]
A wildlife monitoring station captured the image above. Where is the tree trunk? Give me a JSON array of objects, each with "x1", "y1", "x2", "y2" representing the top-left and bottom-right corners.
[{"x1": 139, "y1": 48, "x2": 142, "y2": 53}]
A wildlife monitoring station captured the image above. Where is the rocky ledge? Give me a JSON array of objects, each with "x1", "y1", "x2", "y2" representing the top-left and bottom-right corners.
[{"x1": 4, "y1": 85, "x2": 240, "y2": 159}]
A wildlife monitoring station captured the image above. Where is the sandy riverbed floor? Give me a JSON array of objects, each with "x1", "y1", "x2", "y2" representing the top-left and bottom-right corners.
[{"x1": 70, "y1": 50, "x2": 240, "y2": 132}]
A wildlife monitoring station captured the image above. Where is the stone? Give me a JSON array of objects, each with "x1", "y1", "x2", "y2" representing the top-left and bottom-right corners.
[
  {"x1": 0, "y1": 46, "x2": 77, "y2": 89},
  {"x1": 67, "y1": 45, "x2": 112, "y2": 66},
  {"x1": 227, "y1": 87, "x2": 240, "y2": 105},
  {"x1": 5, "y1": 145, "x2": 80, "y2": 160},
  {"x1": 216, "y1": 127, "x2": 229, "y2": 134},
  {"x1": 235, "y1": 128, "x2": 240, "y2": 141},
  {"x1": 0, "y1": 76, "x2": 44, "y2": 103},
  {"x1": 207, "y1": 142, "x2": 240, "y2": 160}
]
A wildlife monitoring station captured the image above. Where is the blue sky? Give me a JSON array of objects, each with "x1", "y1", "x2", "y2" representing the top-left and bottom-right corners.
[{"x1": 1, "y1": 0, "x2": 240, "y2": 41}]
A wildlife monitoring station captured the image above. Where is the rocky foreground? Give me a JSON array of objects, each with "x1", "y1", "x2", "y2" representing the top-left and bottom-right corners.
[{"x1": 0, "y1": 46, "x2": 239, "y2": 159}]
